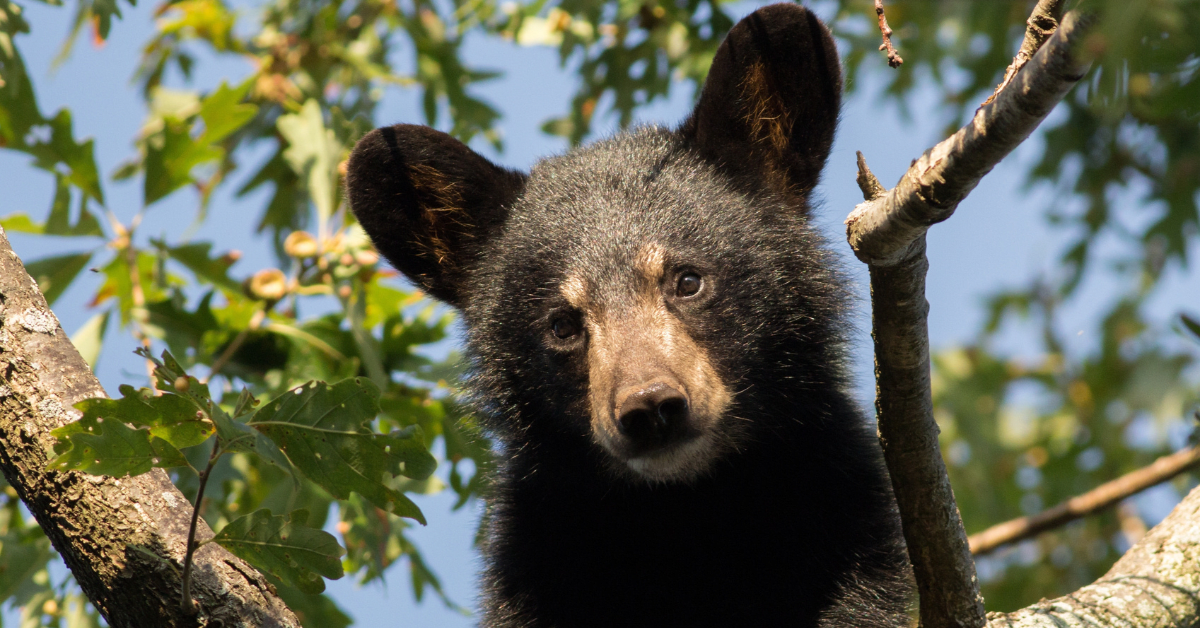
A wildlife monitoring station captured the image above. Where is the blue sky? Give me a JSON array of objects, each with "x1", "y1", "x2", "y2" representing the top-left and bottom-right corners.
[{"x1": 3, "y1": 1, "x2": 1199, "y2": 625}]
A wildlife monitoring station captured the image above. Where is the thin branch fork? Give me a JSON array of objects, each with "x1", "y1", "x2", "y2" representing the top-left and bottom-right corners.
[
  {"x1": 970, "y1": 445, "x2": 1200, "y2": 556},
  {"x1": 846, "y1": 9, "x2": 1096, "y2": 628},
  {"x1": 847, "y1": 10, "x2": 1095, "y2": 267}
]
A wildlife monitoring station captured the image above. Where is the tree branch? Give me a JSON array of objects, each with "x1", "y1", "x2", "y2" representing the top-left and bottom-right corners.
[
  {"x1": 984, "y1": 0, "x2": 1068, "y2": 106},
  {"x1": 846, "y1": 10, "x2": 1095, "y2": 267},
  {"x1": 846, "y1": 9, "x2": 1096, "y2": 628},
  {"x1": 0, "y1": 227, "x2": 301, "y2": 628},
  {"x1": 986, "y1": 483, "x2": 1200, "y2": 627},
  {"x1": 970, "y1": 446, "x2": 1200, "y2": 556}
]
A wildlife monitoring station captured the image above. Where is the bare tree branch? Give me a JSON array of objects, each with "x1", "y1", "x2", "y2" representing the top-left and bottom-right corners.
[
  {"x1": 970, "y1": 446, "x2": 1200, "y2": 556},
  {"x1": 846, "y1": 10, "x2": 1095, "y2": 267},
  {"x1": 874, "y1": 0, "x2": 904, "y2": 68},
  {"x1": 0, "y1": 227, "x2": 301, "y2": 628},
  {"x1": 868, "y1": 236, "x2": 983, "y2": 628},
  {"x1": 846, "y1": 9, "x2": 1097, "y2": 628},
  {"x1": 985, "y1": 483, "x2": 1200, "y2": 627},
  {"x1": 984, "y1": 0, "x2": 1068, "y2": 106}
]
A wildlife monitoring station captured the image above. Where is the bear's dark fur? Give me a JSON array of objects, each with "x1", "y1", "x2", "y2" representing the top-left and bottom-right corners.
[{"x1": 347, "y1": 4, "x2": 913, "y2": 626}]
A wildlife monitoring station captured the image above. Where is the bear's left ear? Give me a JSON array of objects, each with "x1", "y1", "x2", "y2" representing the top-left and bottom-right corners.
[
  {"x1": 346, "y1": 124, "x2": 526, "y2": 307},
  {"x1": 680, "y1": 3, "x2": 842, "y2": 201}
]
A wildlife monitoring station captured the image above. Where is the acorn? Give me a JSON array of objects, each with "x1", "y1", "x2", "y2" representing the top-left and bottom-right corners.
[
  {"x1": 284, "y1": 231, "x2": 319, "y2": 258},
  {"x1": 247, "y1": 268, "x2": 288, "y2": 301}
]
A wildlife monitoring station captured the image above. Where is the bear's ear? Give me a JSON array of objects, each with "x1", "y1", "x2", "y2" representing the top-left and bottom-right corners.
[
  {"x1": 346, "y1": 124, "x2": 526, "y2": 306},
  {"x1": 680, "y1": 4, "x2": 842, "y2": 201}
]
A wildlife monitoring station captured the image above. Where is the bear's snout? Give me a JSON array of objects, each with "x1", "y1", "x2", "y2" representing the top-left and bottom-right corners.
[{"x1": 615, "y1": 380, "x2": 693, "y2": 455}]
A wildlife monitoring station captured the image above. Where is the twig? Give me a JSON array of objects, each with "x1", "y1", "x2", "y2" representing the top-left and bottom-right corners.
[
  {"x1": 874, "y1": 0, "x2": 903, "y2": 68},
  {"x1": 181, "y1": 438, "x2": 221, "y2": 615},
  {"x1": 983, "y1": 0, "x2": 1068, "y2": 106},
  {"x1": 846, "y1": 9, "x2": 1096, "y2": 628},
  {"x1": 856, "y1": 151, "x2": 886, "y2": 201},
  {"x1": 969, "y1": 446, "x2": 1200, "y2": 556}
]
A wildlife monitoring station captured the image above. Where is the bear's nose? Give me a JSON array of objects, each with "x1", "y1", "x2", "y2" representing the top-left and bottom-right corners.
[{"x1": 616, "y1": 382, "x2": 690, "y2": 452}]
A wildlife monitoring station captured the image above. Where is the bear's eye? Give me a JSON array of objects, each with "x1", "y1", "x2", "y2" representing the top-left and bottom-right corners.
[
  {"x1": 676, "y1": 272, "x2": 703, "y2": 297},
  {"x1": 552, "y1": 317, "x2": 580, "y2": 339}
]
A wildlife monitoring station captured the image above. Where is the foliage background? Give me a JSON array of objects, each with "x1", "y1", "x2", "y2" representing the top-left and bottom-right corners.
[{"x1": 1, "y1": 0, "x2": 1199, "y2": 625}]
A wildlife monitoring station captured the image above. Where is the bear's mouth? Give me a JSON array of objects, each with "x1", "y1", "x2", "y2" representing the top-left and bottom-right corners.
[{"x1": 619, "y1": 431, "x2": 718, "y2": 483}]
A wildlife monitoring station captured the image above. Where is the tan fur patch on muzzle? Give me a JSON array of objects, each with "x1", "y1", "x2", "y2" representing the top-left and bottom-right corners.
[{"x1": 579, "y1": 243, "x2": 733, "y2": 483}]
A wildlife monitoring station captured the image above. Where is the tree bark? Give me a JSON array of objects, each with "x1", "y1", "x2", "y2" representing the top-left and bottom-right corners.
[
  {"x1": 986, "y1": 483, "x2": 1200, "y2": 627},
  {"x1": 0, "y1": 226, "x2": 300, "y2": 627},
  {"x1": 847, "y1": 9, "x2": 1095, "y2": 628}
]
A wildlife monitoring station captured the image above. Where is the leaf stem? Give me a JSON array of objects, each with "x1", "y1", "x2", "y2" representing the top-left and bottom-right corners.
[{"x1": 181, "y1": 438, "x2": 221, "y2": 615}]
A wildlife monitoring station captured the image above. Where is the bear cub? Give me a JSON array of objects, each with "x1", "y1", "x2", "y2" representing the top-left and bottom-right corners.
[{"x1": 347, "y1": 4, "x2": 913, "y2": 626}]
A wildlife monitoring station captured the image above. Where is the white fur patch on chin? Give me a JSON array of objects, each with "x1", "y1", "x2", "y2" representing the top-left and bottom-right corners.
[{"x1": 624, "y1": 433, "x2": 717, "y2": 483}]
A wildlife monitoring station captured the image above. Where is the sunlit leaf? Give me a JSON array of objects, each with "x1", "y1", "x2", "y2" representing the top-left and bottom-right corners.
[
  {"x1": 70, "y1": 309, "x2": 110, "y2": 371},
  {"x1": 197, "y1": 80, "x2": 256, "y2": 145},
  {"x1": 49, "y1": 394, "x2": 190, "y2": 477},
  {"x1": 277, "y1": 99, "x2": 342, "y2": 226}
]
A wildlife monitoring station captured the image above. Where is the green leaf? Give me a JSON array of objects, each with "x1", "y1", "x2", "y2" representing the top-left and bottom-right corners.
[
  {"x1": 26, "y1": 110, "x2": 104, "y2": 203},
  {"x1": 136, "y1": 349, "x2": 291, "y2": 467},
  {"x1": 165, "y1": 242, "x2": 242, "y2": 294},
  {"x1": 0, "y1": 213, "x2": 44, "y2": 234},
  {"x1": 0, "y1": 530, "x2": 52, "y2": 603},
  {"x1": 49, "y1": 398, "x2": 188, "y2": 477},
  {"x1": 109, "y1": 385, "x2": 215, "y2": 449},
  {"x1": 277, "y1": 99, "x2": 342, "y2": 225},
  {"x1": 210, "y1": 509, "x2": 344, "y2": 594},
  {"x1": 43, "y1": 175, "x2": 103, "y2": 237},
  {"x1": 24, "y1": 251, "x2": 92, "y2": 306},
  {"x1": 144, "y1": 118, "x2": 221, "y2": 206},
  {"x1": 249, "y1": 379, "x2": 436, "y2": 523},
  {"x1": 70, "y1": 310, "x2": 110, "y2": 371},
  {"x1": 197, "y1": 81, "x2": 257, "y2": 145},
  {"x1": 1182, "y1": 314, "x2": 1200, "y2": 342},
  {"x1": 273, "y1": 585, "x2": 353, "y2": 628},
  {"x1": 49, "y1": 371, "x2": 218, "y2": 471},
  {"x1": 145, "y1": 292, "x2": 219, "y2": 356}
]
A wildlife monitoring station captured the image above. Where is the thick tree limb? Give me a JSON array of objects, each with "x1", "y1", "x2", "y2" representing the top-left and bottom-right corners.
[
  {"x1": 869, "y1": 236, "x2": 985, "y2": 628},
  {"x1": 846, "y1": 10, "x2": 1094, "y2": 267},
  {"x1": 0, "y1": 227, "x2": 301, "y2": 628},
  {"x1": 847, "y1": 9, "x2": 1096, "y2": 628},
  {"x1": 970, "y1": 446, "x2": 1200, "y2": 556},
  {"x1": 985, "y1": 483, "x2": 1200, "y2": 627}
]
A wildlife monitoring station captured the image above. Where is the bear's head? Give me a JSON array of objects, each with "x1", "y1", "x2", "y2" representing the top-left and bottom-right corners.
[{"x1": 347, "y1": 3, "x2": 845, "y2": 484}]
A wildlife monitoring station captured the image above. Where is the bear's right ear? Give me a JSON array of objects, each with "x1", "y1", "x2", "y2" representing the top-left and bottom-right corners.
[{"x1": 346, "y1": 124, "x2": 526, "y2": 307}]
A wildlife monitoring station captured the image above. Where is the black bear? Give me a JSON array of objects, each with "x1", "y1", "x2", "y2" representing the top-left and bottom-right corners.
[{"x1": 346, "y1": 4, "x2": 912, "y2": 626}]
